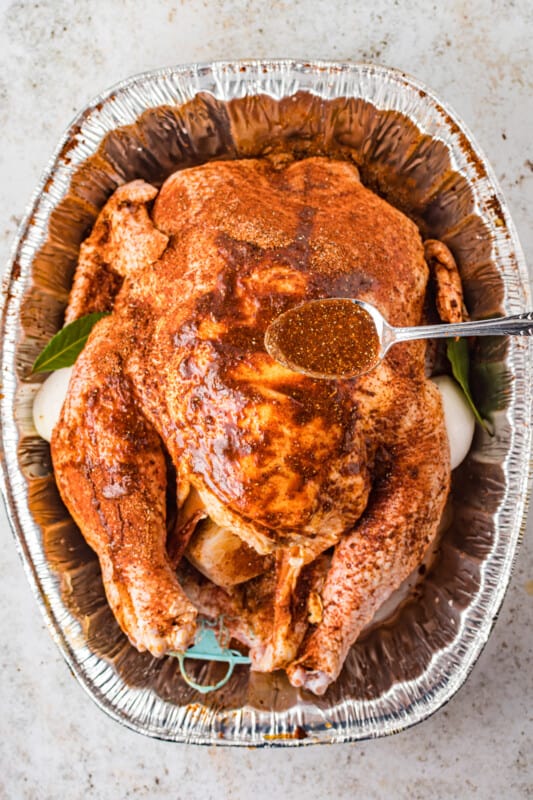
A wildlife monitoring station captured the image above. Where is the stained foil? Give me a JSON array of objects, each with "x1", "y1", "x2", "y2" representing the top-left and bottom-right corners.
[{"x1": 1, "y1": 60, "x2": 531, "y2": 745}]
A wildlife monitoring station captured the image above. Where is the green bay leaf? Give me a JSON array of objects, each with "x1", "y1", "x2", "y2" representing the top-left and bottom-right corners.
[
  {"x1": 446, "y1": 338, "x2": 491, "y2": 433},
  {"x1": 32, "y1": 311, "x2": 109, "y2": 373}
]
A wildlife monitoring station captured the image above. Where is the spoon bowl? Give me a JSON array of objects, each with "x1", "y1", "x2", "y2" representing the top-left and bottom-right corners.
[{"x1": 265, "y1": 298, "x2": 533, "y2": 380}]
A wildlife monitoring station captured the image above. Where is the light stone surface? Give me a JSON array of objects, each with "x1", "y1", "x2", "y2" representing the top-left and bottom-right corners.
[{"x1": 0, "y1": 1, "x2": 532, "y2": 798}]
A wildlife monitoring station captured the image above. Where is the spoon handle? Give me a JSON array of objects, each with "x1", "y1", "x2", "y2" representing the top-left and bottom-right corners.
[{"x1": 394, "y1": 311, "x2": 533, "y2": 343}]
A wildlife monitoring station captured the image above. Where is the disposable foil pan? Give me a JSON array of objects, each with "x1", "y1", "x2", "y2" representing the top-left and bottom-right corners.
[{"x1": 1, "y1": 60, "x2": 531, "y2": 745}]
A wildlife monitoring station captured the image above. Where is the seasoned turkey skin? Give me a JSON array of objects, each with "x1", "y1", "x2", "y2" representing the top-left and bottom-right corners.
[{"x1": 51, "y1": 157, "x2": 452, "y2": 693}]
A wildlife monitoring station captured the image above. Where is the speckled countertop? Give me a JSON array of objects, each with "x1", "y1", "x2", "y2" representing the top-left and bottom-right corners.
[{"x1": 0, "y1": 2, "x2": 532, "y2": 798}]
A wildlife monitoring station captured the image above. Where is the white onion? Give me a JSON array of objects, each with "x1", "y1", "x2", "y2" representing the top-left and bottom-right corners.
[
  {"x1": 32, "y1": 366, "x2": 74, "y2": 442},
  {"x1": 432, "y1": 374, "x2": 476, "y2": 470}
]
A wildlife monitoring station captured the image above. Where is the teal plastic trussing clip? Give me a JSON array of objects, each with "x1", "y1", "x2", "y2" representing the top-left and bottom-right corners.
[{"x1": 171, "y1": 619, "x2": 251, "y2": 694}]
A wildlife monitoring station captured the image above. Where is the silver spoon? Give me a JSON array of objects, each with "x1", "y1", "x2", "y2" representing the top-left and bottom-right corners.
[{"x1": 265, "y1": 298, "x2": 533, "y2": 379}]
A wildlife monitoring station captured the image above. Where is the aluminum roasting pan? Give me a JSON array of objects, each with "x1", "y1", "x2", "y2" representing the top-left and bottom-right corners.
[{"x1": 1, "y1": 60, "x2": 531, "y2": 746}]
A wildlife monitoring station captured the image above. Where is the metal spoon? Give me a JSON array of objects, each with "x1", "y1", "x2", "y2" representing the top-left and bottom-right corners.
[{"x1": 264, "y1": 297, "x2": 533, "y2": 379}]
